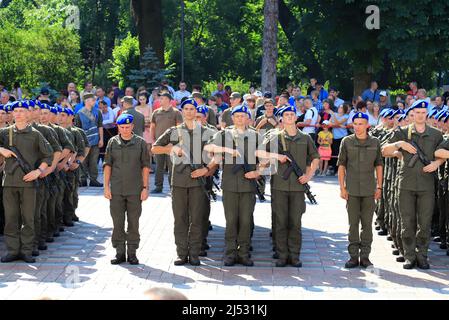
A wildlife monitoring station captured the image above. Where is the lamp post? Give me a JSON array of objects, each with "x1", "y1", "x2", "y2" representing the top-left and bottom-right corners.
[{"x1": 181, "y1": 0, "x2": 185, "y2": 81}]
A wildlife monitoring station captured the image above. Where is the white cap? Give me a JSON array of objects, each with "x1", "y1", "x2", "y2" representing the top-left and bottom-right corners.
[
  {"x1": 254, "y1": 91, "x2": 263, "y2": 97},
  {"x1": 379, "y1": 91, "x2": 387, "y2": 97},
  {"x1": 322, "y1": 120, "x2": 330, "y2": 125}
]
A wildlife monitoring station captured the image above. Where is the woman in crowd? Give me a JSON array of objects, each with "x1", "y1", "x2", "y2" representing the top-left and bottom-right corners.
[
  {"x1": 136, "y1": 92, "x2": 154, "y2": 173},
  {"x1": 329, "y1": 103, "x2": 349, "y2": 175},
  {"x1": 367, "y1": 101, "x2": 380, "y2": 127}
]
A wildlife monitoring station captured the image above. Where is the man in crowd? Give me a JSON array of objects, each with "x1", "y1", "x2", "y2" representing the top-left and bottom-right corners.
[{"x1": 74, "y1": 93, "x2": 104, "y2": 187}]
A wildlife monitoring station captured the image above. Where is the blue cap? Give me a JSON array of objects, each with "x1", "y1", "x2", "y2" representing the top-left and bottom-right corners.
[
  {"x1": 231, "y1": 105, "x2": 251, "y2": 118},
  {"x1": 196, "y1": 105, "x2": 208, "y2": 116},
  {"x1": 278, "y1": 105, "x2": 297, "y2": 117},
  {"x1": 389, "y1": 109, "x2": 405, "y2": 119},
  {"x1": 50, "y1": 106, "x2": 59, "y2": 115},
  {"x1": 410, "y1": 100, "x2": 428, "y2": 110},
  {"x1": 180, "y1": 98, "x2": 198, "y2": 109},
  {"x1": 11, "y1": 101, "x2": 29, "y2": 110},
  {"x1": 116, "y1": 113, "x2": 134, "y2": 125},
  {"x1": 351, "y1": 112, "x2": 369, "y2": 122}
]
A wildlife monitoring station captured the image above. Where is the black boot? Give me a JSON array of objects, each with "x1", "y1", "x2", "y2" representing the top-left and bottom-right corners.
[
  {"x1": 344, "y1": 258, "x2": 359, "y2": 268},
  {"x1": 111, "y1": 247, "x2": 126, "y2": 265},
  {"x1": 1, "y1": 254, "x2": 20, "y2": 263},
  {"x1": 89, "y1": 180, "x2": 103, "y2": 187},
  {"x1": 174, "y1": 256, "x2": 188, "y2": 266},
  {"x1": 127, "y1": 254, "x2": 139, "y2": 265},
  {"x1": 111, "y1": 254, "x2": 126, "y2": 265}
]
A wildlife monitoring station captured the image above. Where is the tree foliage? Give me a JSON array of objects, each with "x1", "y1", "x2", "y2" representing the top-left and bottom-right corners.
[
  {"x1": 0, "y1": 0, "x2": 83, "y2": 93},
  {"x1": 128, "y1": 45, "x2": 171, "y2": 89},
  {"x1": 108, "y1": 33, "x2": 140, "y2": 88}
]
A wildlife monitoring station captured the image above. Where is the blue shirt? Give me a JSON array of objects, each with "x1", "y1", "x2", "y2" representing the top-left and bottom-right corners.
[
  {"x1": 313, "y1": 99, "x2": 323, "y2": 113},
  {"x1": 217, "y1": 102, "x2": 229, "y2": 114},
  {"x1": 318, "y1": 88, "x2": 328, "y2": 101},
  {"x1": 95, "y1": 96, "x2": 111, "y2": 109},
  {"x1": 361, "y1": 89, "x2": 380, "y2": 102}
]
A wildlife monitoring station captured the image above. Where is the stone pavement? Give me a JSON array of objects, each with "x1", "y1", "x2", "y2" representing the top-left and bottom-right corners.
[{"x1": 0, "y1": 174, "x2": 449, "y2": 300}]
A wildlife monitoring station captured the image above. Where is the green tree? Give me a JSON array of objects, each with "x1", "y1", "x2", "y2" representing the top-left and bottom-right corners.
[
  {"x1": 279, "y1": 0, "x2": 449, "y2": 96},
  {"x1": 0, "y1": 0, "x2": 83, "y2": 92},
  {"x1": 128, "y1": 45, "x2": 171, "y2": 89},
  {"x1": 108, "y1": 33, "x2": 140, "y2": 88}
]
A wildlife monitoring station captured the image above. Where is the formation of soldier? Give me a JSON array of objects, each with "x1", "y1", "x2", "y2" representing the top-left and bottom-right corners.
[
  {"x1": 0, "y1": 99, "x2": 90, "y2": 263},
  {"x1": 2, "y1": 89, "x2": 449, "y2": 272},
  {"x1": 371, "y1": 100, "x2": 449, "y2": 269}
]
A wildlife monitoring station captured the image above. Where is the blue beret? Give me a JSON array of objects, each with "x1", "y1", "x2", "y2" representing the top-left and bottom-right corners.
[
  {"x1": 4, "y1": 103, "x2": 12, "y2": 112},
  {"x1": 427, "y1": 108, "x2": 440, "y2": 119},
  {"x1": 443, "y1": 112, "x2": 449, "y2": 123},
  {"x1": 40, "y1": 103, "x2": 50, "y2": 111},
  {"x1": 180, "y1": 98, "x2": 198, "y2": 109},
  {"x1": 274, "y1": 106, "x2": 284, "y2": 117},
  {"x1": 379, "y1": 108, "x2": 393, "y2": 118},
  {"x1": 351, "y1": 112, "x2": 369, "y2": 122},
  {"x1": 11, "y1": 101, "x2": 29, "y2": 110},
  {"x1": 397, "y1": 114, "x2": 406, "y2": 122},
  {"x1": 410, "y1": 100, "x2": 428, "y2": 110},
  {"x1": 27, "y1": 100, "x2": 36, "y2": 109},
  {"x1": 288, "y1": 96, "x2": 295, "y2": 106},
  {"x1": 50, "y1": 107, "x2": 59, "y2": 115},
  {"x1": 404, "y1": 107, "x2": 413, "y2": 117},
  {"x1": 278, "y1": 105, "x2": 297, "y2": 117},
  {"x1": 61, "y1": 108, "x2": 74, "y2": 116},
  {"x1": 436, "y1": 110, "x2": 448, "y2": 121},
  {"x1": 231, "y1": 104, "x2": 251, "y2": 118},
  {"x1": 116, "y1": 113, "x2": 134, "y2": 125},
  {"x1": 0, "y1": 104, "x2": 3, "y2": 111},
  {"x1": 196, "y1": 105, "x2": 208, "y2": 116},
  {"x1": 389, "y1": 109, "x2": 405, "y2": 119}
]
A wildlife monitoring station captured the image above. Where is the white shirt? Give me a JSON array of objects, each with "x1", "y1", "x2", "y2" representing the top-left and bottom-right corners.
[
  {"x1": 102, "y1": 107, "x2": 116, "y2": 129},
  {"x1": 367, "y1": 112, "x2": 378, "y2": 127},
  {"x1": 347, "y1": 109, "x2": 357, "y2": 125},
  {"x1": 174, "y1": 90, "x2": 191, "y2": 105},
  {"x1": 113, "y1": 106, "x2": 122, "y2": 119},
  {"x1": 303, "y1": 107, "x2": 318, "y2": 134}
]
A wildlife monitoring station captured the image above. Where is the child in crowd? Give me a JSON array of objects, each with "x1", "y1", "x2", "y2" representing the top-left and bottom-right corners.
[{"x1": 317, "y1": 120, "x2": 333, "y2": 176}]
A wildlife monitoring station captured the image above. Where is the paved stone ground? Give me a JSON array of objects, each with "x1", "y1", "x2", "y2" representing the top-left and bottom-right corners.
[{"x1": 1, "y1": 173, "x2": 449, "y2": 300}]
